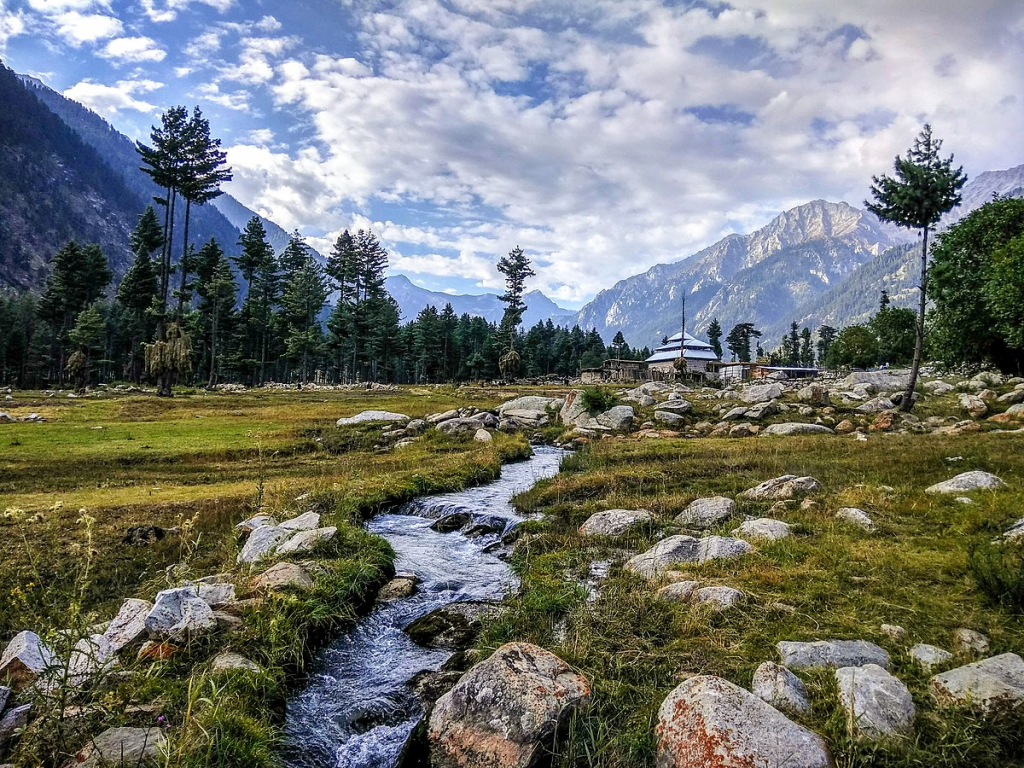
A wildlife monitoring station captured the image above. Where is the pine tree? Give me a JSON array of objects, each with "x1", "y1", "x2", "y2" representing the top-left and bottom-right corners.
[
  {"x1": 66, "y1": 304, "x2": 105, "y2": 390},
  {"x1": 281, "y1": 250, "x2": 328, "y2": 383},
  {"x1": 496, "y1": 245, "x2": 535, "y2": 372},
  {"x1": 117, "y1": 246, "x2": 159, "y2": 382},
  {"x1": 816, "y1": 325, "x2": 838, "y2": 367},
  {"x1": 194, "y1": 238, "x2": 238, "y2": 387},
  {"x1": 866, "y1": 124, "x2": 966, "y2": 410},
  {"x1": 799, "y1": 327, "x2": 813, "y2": 366},
  {"x1": 725, "y1": 322, "x2": 761, "y2": 363},
  {"x1": 326, "y1": 230, "x2": 360, "y2": 382},
  {"x1": 787, "y1": 322, "x2": 800, "y2": 366},
  {"x1": 706, "y1": 318, "x2": 723, "y2": 359},
  {"x1": 129, "y1": 206, "x2": 164, "y2": 257},
  {"x1": 232, "y1": 217, "x2": 275, "y2": 383}
]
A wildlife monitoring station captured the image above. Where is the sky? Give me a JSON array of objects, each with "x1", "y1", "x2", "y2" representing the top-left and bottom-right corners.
[{"x1": 2, "y1": 0, "x2": 1023, "y2": 308}]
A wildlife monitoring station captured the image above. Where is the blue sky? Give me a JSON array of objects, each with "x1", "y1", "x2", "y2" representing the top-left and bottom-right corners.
[{"x1": 2, "y1": 0, "x2": 1023, "y2": 307}]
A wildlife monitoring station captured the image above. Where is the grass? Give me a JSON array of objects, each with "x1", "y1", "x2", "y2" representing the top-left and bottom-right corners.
[{"x1": 482, "y1": 431, "x2": 1024, "y2": 767}]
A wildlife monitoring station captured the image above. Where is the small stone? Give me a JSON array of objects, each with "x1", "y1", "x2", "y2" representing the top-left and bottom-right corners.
[
  {"x1": 910, "y1": 644, "x2": 954, "y2": 671},
  {"x1": 926, "y1": 471, "x2": 1006, "y2": 494},
  {"x1": 739, "y1": 475, "x2": 822, "y2": 501},
  {"x1": 751, "y1": 661, "x2": 810, "y2": 714},
  {"x1": 836, "y1": 507, "x2": 875, "y2": 530},
  {"x1": 732, "y1": 518, "x2": 792, "y2": 541},
  {"x1": 253, "y1": 562, "x2": 315, "y2": 592},
  {"x1": 136, "y1": 641, "x2": 177, "y2": 661},
  {"x1": 77, "y1": 727, "x2": 167, "y2": 768},
  {"x1": 0, "y1": 631, "x2": 56, "y2": 690},
  {"x1": 276, "y1": 526, "x2": 337, "y2": 556},
  {"x1": 655, "y1": 581, "x2": 701, "y2": 603},
  {"x1": 953, "y1": 628, "x2": 990, "y2": 656},
  {"x1": 473, "y1": 428, "x2": 493, "y2": 443},
  {"x1": 880, "y1": 624, "x2": 907, "y2": 641},
  {"x1": 778, "y1": 639, "x2": 891, "y2": 670},
  {"x1": 692, "y1": 586, "x2": 744, "y2": 610},
  {"x1": 379, "y1": 574, "x2": 419, "y2": 600},
  {"x1": 210, "y1": 651, "x2": 260, "y2": 674},
  {"x1": 213, "y1": 612, "x2": 244, "y2": 632},
  {"x1": 835, "y1": 419, "x2": 856, "y2": 434},
  {"x1": 674, "y1": 497, "x2": 736, "y2": 529},
  {"x1": 144, "y1": 587, "x2": 217, "y2": 640},
  {"x1": 0, "y1": 685, "x2": 9, "y2": 714},
  {"x1": 279, "y1": 511, "x2": 320, "y2": 531},
  {"x1": 579, "y1": 509, "x2": 653, "y2": 537},
  {"x1": 835, "y1": 664, "x2": 916, "y2": 739}
]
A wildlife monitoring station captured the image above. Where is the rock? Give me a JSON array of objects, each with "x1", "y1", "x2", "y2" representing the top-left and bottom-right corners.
[
  {"x1": 930, "y1": 653, "x2": 1024, "y2": 712},
  {"x1": 100, "y1": 599, "x2": 152, "y2": 654},
  {"x1": 625, "y1": 536, "x2": 752, "y2": 579},
  {"x1": 834, "y1": 419, "x2": 856, "y2": 434},
  {"x1": 144, "y1": 587, "x2": 217, "y2": 640},
  {"x1": 437, "y1": 417, "x2": 487, "y2": 435},
  {"x1": 911, "y1": 644, "x2": 954, "y2": 671},
  {"x1": 237, "y1": 524, "x2": 293, "y2": 564},
  {"x1": 732, "y1": 518, "x2": 792, "y2": 541},
  {"x1": 925, "y1": 380, "x2": 954, "y2": 395},
  {"x1": 211, "y1": 651, "x2": 260, "y2": 674},
  {"x1": 960, "y1": 394, "x2": 988, "y2": 418},
  {"x1": 379, "y1": 574, "x2": 419, "y2": 600},
  {"x1": 835, "y1": 664, "x2": 915, "y2": 739},
  {"x1": 336, "y1": 410, "x2": 409, "y2": 425},
  {"x1": 880, "y1": 624, "x2": 906, "y2": 641},
  {"x1": 432, "y1": 512, "x2": 473, "y2": 533},
  {"x1": 761, "y1": 422, "x2": 834, "y2": 436},
  {"x1": 743, "y1": 402, "x2": 776, "y2": 421},
  {"x1": 952, "y1": 628, "x2": 990, "y2": 655},
  {"x1": 728, "y1": 423, "x2": 756, "y2": 438},
  {"x1": 473, "y1": 428, "x2": 493, "y2": 443},
  {"x1": 428, "y1": 409, "x2": 460, "y2": 424},
  {"x1": 406, "y1": 418, "x2": 429, "y2": 434},
  {"x1": 997, "y1": 389, "x2": 1024, "y2": 404},
  {"x1": 1004, "y1": 519, "x2": 1024, "y2": 540},
  {"x1": 740, "y1": 383, "x2": 783, "y2": 404},
  {"x1": 926, "y1": 471, "x2": 1006, "y2": 494},
  {"x1": 739, "y1": 475, "x2": 822, "y2": 501},
  {"x1": 778, "y1": 639, "x2": 891, "y2": 670},
  {"x1": 276, "y1": 526, "x2": 337, "y2": 555},
  {"x1": 0, "y1": 685, "x2": 9, "y2": 715},
  {"x1": 195, "y1": 582, "x2": 235, "y2": 609},
  {"x1": 501, "y1": 409, "x2": 550, "y2": 427},
  {"x1": 869, "y1": 410, "x2": 896, "y2": 431},
  {"x1": 405, "y1": 602, "x2": 505, "y2": 650},
  {"x1": 428, "y1": 642, "x2": 590, "y2": 768},
  {"x1": 595, "y1": 405, "x2": 634, "y2": 430},
  {"x1": 279, "y1": 511, "x2": 320, "y2": 531},
  {"x1": 797, "y1": 384, "x2": 831, "y2": 407},
  {"x1": 579, "y1": 508, "x2": 653, "y2": 537},
  {"x1": 655, "y1": 581, "x2": 701, "y2": 603},
  {"x1": 136, "y1": 641, "x2": 178, "y2": 661},
  {"x1": 845, "y1": 371, "x2": 912, "y2": 390},
  {"x1": 674, "y1": 497, "x2": 736, "y2": 529},
  {"x1": 498, "y1": 396, "x2": 562, "y2": 415},
  {"x1": 77, "y1": 726, "x2": 167, "y2": 768},
  {"x1": 463, "y1": 515, "x2": 507, "y2": 537},
  {"x1": 235, "y1": 514, "x2": 277, "y2": 533},
  {"x1": 722, "y1": 406, "x2": 749, "y2": 421},
  {"x1": 656, "y1": 675, "x2": 831, "y2": 768},
  {"x1": 213, "y1": 612, "x2": 243, "y2": 632},
  {"x1": 253, "y1": 562, "x2": 315, "y2": 592},
  {"x1": 67, "y1": 634, "x2": 117, "y2": 684},
  {"x1": 558, "y1": 390, "x2": 591, "y2": 427},
  {"x1": 121, "y1": 525, "x2": 170, "y2": 546},
  {"x1": 0, "y1": 704, "x2": 31, "y2": 748},
  {"x1": 0, "y1": 631, "x2": 56, "y2": 690},
  {"x1": 751, "y1": 661, "x2": 810, "y2": 714},
  {"x1": 856, "y1": 397, "x2": 896, "y2": 413},
  {"x1": 933, "y1": 420, "x2": 981, "y2": 436},
  {"x1": 654, "y1": 410, "x2": 686, "y2": 426},
  {"x1": 836, "y1": 507, "x2": 875, "y2": 530},
  {"x1": 693, "y1": 586, "x2": 745, "y2": 609}
]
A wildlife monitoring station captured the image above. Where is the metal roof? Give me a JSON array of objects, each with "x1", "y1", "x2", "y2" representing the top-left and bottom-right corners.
[{"x1": 646, "y1": 349, "x2": 719, "y2": 363}]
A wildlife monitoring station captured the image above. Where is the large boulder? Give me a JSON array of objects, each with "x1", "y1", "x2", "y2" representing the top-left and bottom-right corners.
[
  {"x1": 336, "y1": 410, "x2": 410, "y2": 426},
  {"x1": 959, "y1": 394, "x2": 989, "y2": 418},
  {"x1": 0, "y1": 631, "x2": 56, "y2": 690},
  {"x1": 236, "y1": 524, "x2": 293, "y2": 564},
  {"x1": 856, "y1": 397, "x2": 896, "y2": 414},
  {"x1": 739, "y1": 475, "x2": 822, "y2": 501},
  {"x1": 579, "y1": 509, "x2": 653, "y2": 537},
  {"x1": 751, "y1": 661, "x2": 810, "y2": 714},
  {"x1": 654, "y1": 410, "x2": 686, "y2": 427},
  {"x1": 77, "y1": 727, "x2": 167, "y2": 768},
  {"x1": 797, "y1": 384, "x2": 831, "y2": 407},
  {"x1": 144, "y1": 587, "x2": 217, "y2": 640},
  {"x1": 405, "y1": 602, "x2": 504, "y2": 650},
  {"x1": 656, "y1": 399, "x2": 693, "y2": 414},
  {"x1": 760, "y1": 423, "x2": 834, "y2": 436},
  {"x1": 929, "y1": 653, "x2": 1024, "y2": 712},
  {"x1": 926, "y1": 471, "x2": 1006, "y2": 494},
  {"x1": 558, "y1": 390, "x2": 591, "y2": 427},
  {"x1": 625, "y1": 536, "x2": 752, "y2": 579},
  {"x1": 276, "y1": 526, "x2": 337, "y2": 556},
  {"x1": 739, "y1": 383, "x2": 783, "y2": 404},
  {"x1": 498, "y1": 396, "x2": 562, "y2": 415},
  {"x1": 428, "y1": 642, "x2": 590, "y2": 768},
  {"x1": 778, "y1": 639, "x2": 890, "y2": 671},
  {"x1": 596, "y1": 405, "x2": 634, "y2": 431},
  {"x1": 656, "y1": 675, "x2": 831, "y2": 768},
  {"x1": 835, "y1": 664, "x2": 915, "y2": 739},
  {"x1": 845, "y1": 371, "x2": 912, "y2": 391},
  {"x1": 674, "y1": 497, "x2": 736, "y2": 529},
  {"x1": 279, "y1": 511, "x2": 320, "y2": 531}
]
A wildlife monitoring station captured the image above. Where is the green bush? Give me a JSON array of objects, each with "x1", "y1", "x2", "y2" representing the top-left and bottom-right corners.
[
  {"x1": 580, "y1": 386, "x2": 619, "y2": 414},
  {"x1": 969, "y1": 539, "x2": 1024, "y2": 610}
]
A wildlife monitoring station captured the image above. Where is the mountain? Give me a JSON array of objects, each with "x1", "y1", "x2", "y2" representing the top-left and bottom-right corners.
[
  {"x1": 385, "y1": 274, "x2": 575, "y2": 326},
  {"x1": 573, "y1": 200, "x2": 913, "y2": 347},
  {"x1": 211, "y1": 194, "x2": 325, "y2": 263},
  {"x1": 951, "y1": 163, "x2": 1024, "y2": 219},
  {"x1": 0, "y1": 62, "x2": 142, "y2": 288}
]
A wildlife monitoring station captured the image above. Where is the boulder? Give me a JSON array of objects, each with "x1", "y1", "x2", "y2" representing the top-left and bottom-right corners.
[
  {"x1": 722, "y1": 406, "x2": 749, "y2": 421},
  {"x1": 740, "y1": 383, "x2": 783, "y2": 404},
  {"x1": 960, "y1": 394, "x2": 988, "y2": 418},
  {"x1": 253, "y1": 561, "x2": 315, "y2": 592},
  {"x1": 0, "y1": 703, "x2": 32, "y2": 749},
  {"x1": 576, "y1": 509, "x2": 651, "y2": 538},
  {"x1": 67, "y1": 634, "x2": 117, "y2": 684},
  {"x1": 501, "y1": 409, "x2": 550, "y2": 427},
  {"x1": 100, "y1": 599, "x2": 152, "y2": 654},
  {"x1": 674, "y1": 497, "x2": 736, "y2": 529},
  {"x1": 835, "y1": 664, "x2": 915, "y2": 739},
  {"x1": 210, "y1": 651, "x2": 260, "y2": 674},
  {"x1": 732, "y1": 518, "x2": 792, "y2": 541},
  {"x1": 77, "y1": 727, "x2": 167, "y2": 768},
  {"x1": 910, "y1": 644, "x2": 953, "y2": 672},
  {"x1": 625, "y1": 536, "x2": 752, "y2": 579},
  {"x1": 0, "y1": 631, "x2": 56, "y2": 690},
  {"x1": 1003, "y1": 519, "x2": 1024, "y2": 540},
  {"x1": 438, "y1": 417, "x2": 488, "y2": 435},
  {"x1": 929, "y1": 653, "x2": 1024, "y2": 712},
  {"x1": 195, "y1": 582, "x2": 235, "y2": 609},
  {"x1": 926, "y1": 471, "x2": 1006, "y2": 494},
  {"x1": 379, "y1": 574, "x2": 419, "y2": 600},
  {"x1": 431, "y1": 512, "x2": 473, "y2": 533},
  {"x1": 144, "y1": 587, "x2": 217, "y2": 640},
  {"x1": 657, "y1": 399, "x2": 693, "y2": 414},
  {"x1": 836, "y1": 507, "x2": 875, "y2": 531},
  {"x1": 834, "y1": 419, "x2": 856, "y2": 434},
  {"x1": 655, "y1": 581, "x2": 701, "y2": 603},
  {"x1": 952, "y1": 628, "x2": 990, "y2": 655},
  {"x1": 654, "y1": 410, "x2": 686, "y2": 426},
  {"x1": 276, "y1": 526, "x2": 337, "y2": 556},
  {"x1": 0, "y1": 684, "x2": 9, "y2": 714},
  {"x1": 845, "y1": 371, "x2": 911, "y2": 390},
  {"x1": 428, "y1": 642, "x2": 590, "y2": 768},
  {"x1": 405, "y1": 602, "x2": 504, "y2": 650},
  {"x1": 692, "y1": 586, "x2": 745, "y2": 610},
  {"x1": 761, "y1": 422, "x2": 834, "y2": 436},
  {"x1": 751, "y1": 661, "x2": 810, "y2": 714},
  {"x1": 498, "y1": 396, "x2": 562, "y2": 415},
  {"x1": 558, "y1": 390, "x2": 591, "y2": 427},
  {"x1": 924, "y1": 380, "x2": 954, "y2": 395},
  {"x1": 235, "y1": 514, "x2": 277, "y2": 533},
  {"x1": 797, "y1": 384, "x2": 831, "y2": 407},
  {"x1": 236, "y1": 524, "x2": 293, "y2": 564},
  {"x1": 595, "y1": 405, "x2": 634, "y2": 430},
  {"x1": 473, "y1": 428, "x2": 493, "y2": 443},
  {"x1": 279, "y1": 511, "x2": 320, "y2": 531},
  {"x1": 778, "y1": 639, "x2": 891, "y2": 670},
  {"x1": 739, "y1": 475, "x2": 822, "y2": 501},
  {"x1": 997, "y1": 389, "x2": 1024, "y2": 404},
  {"x1": 856, "y1": 398, "x2": 896, "y2": 413},
  {"x1": 656, "y1": 675, "x2": 831, "y2": 768},
  {"x1": 869, "y1": 410, "x2": 896, "y2": 431},
  {"x1": 336, "y1": 410, "x2": 409, "y2": 426}
]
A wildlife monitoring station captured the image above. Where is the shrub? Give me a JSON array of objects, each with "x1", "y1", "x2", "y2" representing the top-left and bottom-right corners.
[
  {"x1": 969, "y1": 539, "x2": 1024, "y2": 610},
  {"x1": 580, "y1": 386, "x2": 618, "y2": 414}
]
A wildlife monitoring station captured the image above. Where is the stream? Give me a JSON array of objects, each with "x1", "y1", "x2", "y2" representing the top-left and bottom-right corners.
[{"x1": 281, "y1": 446, "x2": 565, "y2": 768}]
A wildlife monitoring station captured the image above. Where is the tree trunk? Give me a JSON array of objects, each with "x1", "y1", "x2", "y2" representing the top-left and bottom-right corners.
[
  {"x1": 902, "y1": 226, "x2": 929, "y2": 412},
  {"x1": 208, "y1": 299, "x2": 219, "y2": 389},
  {"x1": 175, "y1": 197, "x2": 192, "y2": 320}
]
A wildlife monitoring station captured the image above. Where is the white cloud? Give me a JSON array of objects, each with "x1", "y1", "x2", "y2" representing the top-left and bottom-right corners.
[
  {"x1": 100, "y1": 35, "x2": 166, "y2": 62},
  {"x1": 26, "y1": 0, "x2": 107, "y2": 12},
  {"x1": 63, "y1": 77, "x2": 162, "y2": 117},
  {"x1": 140, "y1": 0, "x2": 233, "y2": 23},
  {"x1": 54, "y1": 10, "x2": 121, "y2": 45},
  {"x1": 195, "y1": 81, "x2": 249, "y2": 111},
  {"x1": 0, "y1": 3, "x2": 26, "y2": 51}
]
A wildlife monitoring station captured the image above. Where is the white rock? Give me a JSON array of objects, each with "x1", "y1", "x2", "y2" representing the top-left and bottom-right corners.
[
  {"x1": 336, "y1": 410, "x2": 410, "y2": 425},
  {"x1": 880, "y1": 624, "x2": 906, "y2": 641},
  {"x1": 78, "y1": 727, "x2": 167, "y2": 768},
  {"x1": 740, "y1": 383, "x2": 783, "y2": 404},
  {"x1": 856, "y1": 397, "x2": 896, "y2": 413},
  {"x1": 835, "y1": 664, "x2": 916, "y2": 739},
  {"x1": 739, "y1": 475, "x2": 822, "y2": 501},
  {"x1": 1003, "y1": 519, "x2": 1024, "y2": 539},
  {"x1": 195, "y1": 582, "x2": 235, "y2": 609},
  {"x1": 498, "y1": 396, "x2": 562, "y2": 415},
  {"x1": 930, "y1": 653, "x2": 1024, "y2": 712},
  {"x1": 67, "y1": 634, "x2": 117, "y2": 684},
  {"x1": 235, "y1": 514, "x2": 277, "y2": 533},
  {"x1": 579, "y1": 509, "x2": 653, "y2": 537},
  {"x1": 732, "y1": 518, "x2": 792, "y2": 541},
  {"x1": 276, "y1": 526, "x2": 337, "y2": 556},
  {"x1": 778, "y1": 639, "x2": 891, "y2": 670},
  {"x1": 836, "y1": 507, "x2": 875, "y2": 530},
  {"x1": 926, "y1": 472, "x2": 1006, "y2": 494},
  {"x1": 211, "y1": 651, "x2": 260, "y2": 674},
  {"x1": 237, "y1": 524, "x2": 293, "y2": 564},
  {"x1": 760, "y1": 423, "x2": 834, "y2": 436},
  {"x1": 101, "y1": 599, "x2": 152, "y2": 653},
  {"x1": 595, "y1": 405, "x2": 634, "y2": 430},
  {"x1": 953, "y1": 628, "x2": 990, "y2": 655},
  {"x1": 674, "y1": 497, "x2": 736, "y2": 529},
  {"x1": 279, "y1": 511, "x2": 321, "y2": 531},
  {"x1": 0, "y1": 631, "x2": 56, "y2": 689},
  {"x1": 253, "y1": 561, "x2": 315, "y2": 592},
  {"x1": 751, "y1": 661, "x2": 810, "y2": 714},
  {"x1": 656, "y1": 675, "x2": 831, "y2": 768},
  {"x1": 924, "y1": 380, "x2": 954, "y2": 395},
  {"x1": 625, "y1": 536, "x2": 753, "y2": 579},
  {"x1": 144, "y1": 587, "x2": 217, "y2": 640},
  {"x1": 655, "y1": 581, "x2": 701, "y2": 603},
  {"x1": 654, "y1": 410, "x2": 686, "y2": 426},
  {"x1": 473, "y1": 428, "x2": 493, "y2": 443},
  {"x1": 693, "y1": 586, "x2": 745, "y2": 609},
  {"x1": 910, "y1": 644, "x2": 954, "y2": 671}
]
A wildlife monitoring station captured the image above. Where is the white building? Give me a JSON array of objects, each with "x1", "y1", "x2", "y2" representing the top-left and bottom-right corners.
[{"x1": 645, "y1": 331, "x2": 720, "y2": 375}]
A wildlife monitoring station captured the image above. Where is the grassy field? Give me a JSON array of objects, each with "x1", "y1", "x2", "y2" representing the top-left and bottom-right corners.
[{"x1": 485, "y1": 431, "x2": 1024, "y2": 767}]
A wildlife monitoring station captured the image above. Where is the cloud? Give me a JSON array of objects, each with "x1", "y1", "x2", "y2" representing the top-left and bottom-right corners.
[
  {"x1": 100, "y1": 35, "x2": 166, "y2": 63},
  {"x1": 0, "y1": 3, "x2": 26, "y2": 51},
  {"x1": 194, "y1": 81, "x2": 249, "y2": 111},
  {"x1": 54, "y1": 10, "x2": 121, "y2": 45},
  {"x1": 26, "y1": 0, "x2": 107, "y2": 11},
  {"x1": 140, "y1": 0, "x2": 233, "y2": 23},
  {"x1": 63, "y1": 77, "x2": 162, "y2": 117}
]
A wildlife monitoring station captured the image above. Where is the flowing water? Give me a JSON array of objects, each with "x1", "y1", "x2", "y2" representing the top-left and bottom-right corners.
[{"x1": 282, "y1": 447, "x2": 565, "y2": 768}]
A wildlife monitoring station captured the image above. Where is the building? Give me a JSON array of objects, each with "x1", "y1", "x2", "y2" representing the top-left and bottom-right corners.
[
  {"x1": 580, "y1": 358, "x2": 645, "y2": 384},
  {"x1": 645, "y1": 332, "x2": 720, "y2": 376}
]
